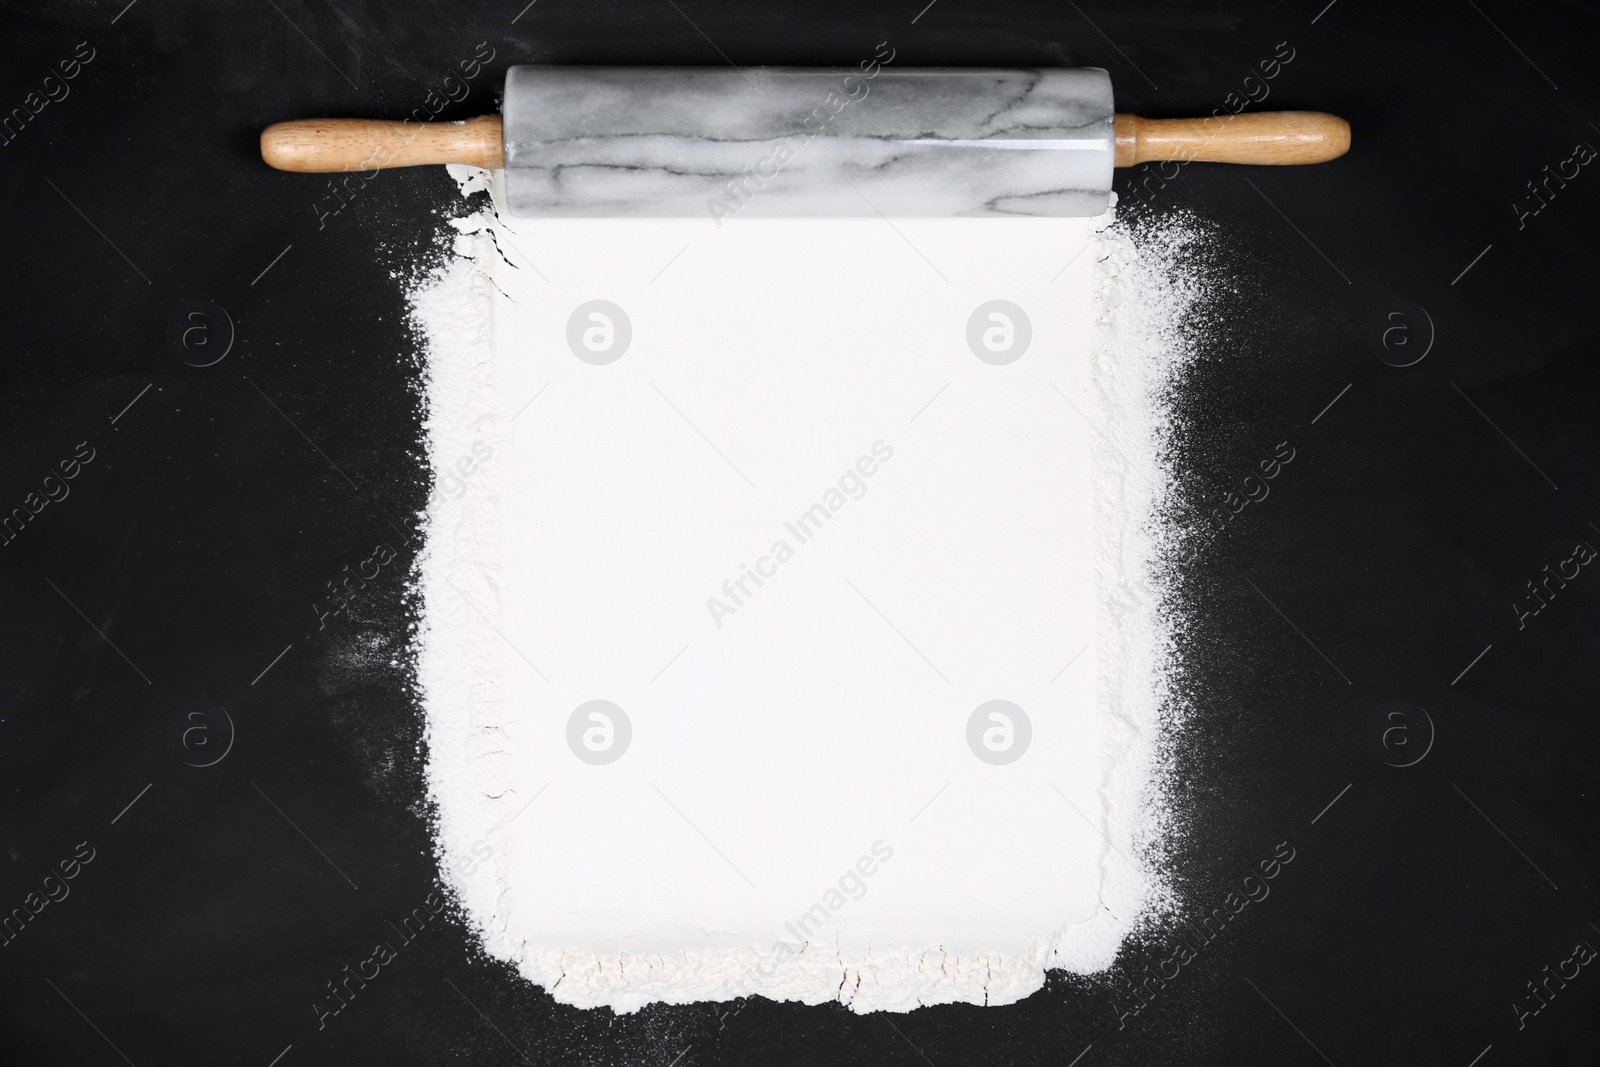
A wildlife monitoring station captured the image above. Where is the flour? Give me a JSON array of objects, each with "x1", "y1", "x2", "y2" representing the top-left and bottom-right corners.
[{"x1": 409, "y1": 165, "x2": 1205, "y2": 1013}]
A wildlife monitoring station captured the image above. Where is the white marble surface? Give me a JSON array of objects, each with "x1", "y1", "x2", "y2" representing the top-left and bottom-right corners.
[{"x1": 501, "y1": 65, "x2": 1114, "y2": 218}]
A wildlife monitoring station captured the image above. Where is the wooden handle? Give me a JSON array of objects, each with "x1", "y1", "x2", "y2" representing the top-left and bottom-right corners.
[
  {"x1": 260, "y1": 116, "x2": 504, "y2": 172},
  {"x1": 1114, "y1": 111, "x2": 1349, "y2": 167}
]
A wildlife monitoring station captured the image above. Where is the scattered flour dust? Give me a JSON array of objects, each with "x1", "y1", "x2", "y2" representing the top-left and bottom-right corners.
[{"x1": 409, "y1": 164, "x2": 1207, "y2": 1014}]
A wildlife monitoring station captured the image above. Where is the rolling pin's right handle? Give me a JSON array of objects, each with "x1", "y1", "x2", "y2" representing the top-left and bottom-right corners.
[{"x1": 1114, "y1": 112, "x2": 1350, "y2": 167}]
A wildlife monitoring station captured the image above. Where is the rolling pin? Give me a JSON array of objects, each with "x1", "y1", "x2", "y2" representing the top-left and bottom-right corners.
[{"x1": 260, "y1": 66, "x2": 1349, "y2": 218}]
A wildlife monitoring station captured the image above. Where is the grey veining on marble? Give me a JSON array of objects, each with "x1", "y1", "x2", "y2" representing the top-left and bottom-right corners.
[{"x1": 500, "y1": 66, "x2": 1115, "y2": 219}]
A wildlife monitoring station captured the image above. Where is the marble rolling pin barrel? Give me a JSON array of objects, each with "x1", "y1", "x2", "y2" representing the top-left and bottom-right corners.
[{"x1": 261, "y1": 66, "x2": 1349, "y2": 215}]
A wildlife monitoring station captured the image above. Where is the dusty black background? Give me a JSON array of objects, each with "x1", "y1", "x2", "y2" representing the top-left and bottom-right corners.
[{"x1": 2, "y1": 0, "x2": 1598, "y2": 1064}]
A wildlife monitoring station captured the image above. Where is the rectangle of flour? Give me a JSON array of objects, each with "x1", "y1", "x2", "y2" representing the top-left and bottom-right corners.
[{"x1": 422, "y1": 172, "x2": 1135, "y2": 1012}]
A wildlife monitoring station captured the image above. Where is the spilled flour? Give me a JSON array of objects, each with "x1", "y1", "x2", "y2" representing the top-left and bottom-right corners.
[{"x1": 410, "y1": 165, "x2": 1204, "y2": 1013}]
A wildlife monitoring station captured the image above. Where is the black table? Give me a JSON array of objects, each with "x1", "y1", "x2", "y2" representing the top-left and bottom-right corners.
[{"x1": 2, "y1": 1, "x2": 1596, "y2": 1063}]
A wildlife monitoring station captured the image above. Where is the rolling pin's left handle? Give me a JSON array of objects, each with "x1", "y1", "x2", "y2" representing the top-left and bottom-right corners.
[
  {"x1": 260, "y1": 116, "x2": 504, "y2": 172},
  {"x1": 1114, "y1": 112, "x2": 1350, "y2": 167}
]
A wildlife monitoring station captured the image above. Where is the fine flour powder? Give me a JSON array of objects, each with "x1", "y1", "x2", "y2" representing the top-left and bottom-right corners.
[{"x1": 411, "y1": 166, "x2": 1203, "y2": 1012}]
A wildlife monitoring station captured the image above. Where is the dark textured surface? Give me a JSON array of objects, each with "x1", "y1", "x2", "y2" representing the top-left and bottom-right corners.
[{"x1": 2, "y1": 1, "x2": 1597, "y2": 1064}]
